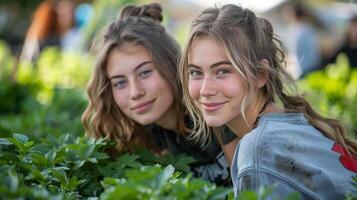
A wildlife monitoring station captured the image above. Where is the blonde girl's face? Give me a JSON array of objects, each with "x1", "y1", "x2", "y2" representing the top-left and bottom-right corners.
[
  {"x1": 106, "y1": 43, "x2": 175, "y2": 125},
  {"x1": 187, "y1": 37, "x2": 254, "y2": 127}
]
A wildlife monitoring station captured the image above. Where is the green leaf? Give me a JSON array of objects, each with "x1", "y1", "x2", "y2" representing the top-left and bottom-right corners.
[
  {"x1": 101, "y1": 178, "x2": 123, "y2": 189},
  {"x1": 7, "y1": 138, "x2": 25, "y2": 152},
  {"x1": 208, "y1": 187, "x2": 232, "y2": 200},
  {"x1": 116, "y1": 153, "x2": 141, "y2": 168},
  {"x1": 0, "y1": 152, "x2": 18, "y2": 163},
  {"x1": 100, "y1": 183, "x2": 139, "y2": 200},
  {"x1": 64, "y1": 149, "x2": 79, "y2": 162},
  {"x1": 0, "y1": 138, "x2": 12, "y2": 145},
  {"x1": 45, "y1": 149, "x2": 57, "y2": 161},
  {"x1": 155, "y1": 165, "x2": 175, "y2": 188},
  {"x1": 74, "y1": 160, "x2": 85, "y2": 168},
  {"x1": 237, "y1": 190, "x2": 258, "y2": 200},
  {"x1": 13, "y1": 133, "x2": 29, "y2": 143},
  {"x1": 67, "y1": 176, "x2": 85, "y2": 192},
  {"x1": 6, "y1": 168, "x2": 19, "y2": 192},
  {"x1": 92, "y1": 152, "x2": 110, "y2": 160},
  {"x1": 47, "y1": 134, "x2": 61, "y2": 148},
  {"x1": 88, "y1": 157, "x2": 98, "y2": 163},
  {"x1": 50, "y1": 168, "x2": 68, "y2": 186},
  {"x1": 24, "y1": 141, "x2": 34, "y2": 148},
  {"x1": 161, "y1": 153, "x2": 195, "y2": 172},
  {"x1": 258, "y1": 184, "x2": 277, "y2": 199},
  {"x1": 77, "y1": 144, "x2": 95, "y2": 160},
  {"x1": 30, "y1": 152, "x2": 49, "y2": 167},
  {"x1": 286, "y1": 192, "x2": 301, "y2": 200}
]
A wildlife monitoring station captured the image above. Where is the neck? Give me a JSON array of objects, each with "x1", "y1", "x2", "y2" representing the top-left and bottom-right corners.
[
  {"x1": 226, "y1": 98, "x2": 262, "y2": 139},
  {"x1": 155, "y1": 105, "x2": 178, "y2": 132},
  {"x1": 227, "y1": 94, "x2": 281, "y2": 139}
]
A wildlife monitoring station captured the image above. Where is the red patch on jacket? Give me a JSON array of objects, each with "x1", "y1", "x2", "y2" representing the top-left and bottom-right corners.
[{"x1": 332, "y1": 143, "x2": 357, "y2": 173}]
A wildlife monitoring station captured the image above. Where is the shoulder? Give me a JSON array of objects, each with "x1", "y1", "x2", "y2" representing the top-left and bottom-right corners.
[
  {"x1": 234, "y1": 112, "x2": 333, "y2": 176},
  {"x1": 233, "y1": 113, "x2": 356, "y2": 199},
  {"x1": 254, "y1": 113, "x2": 333, "y2": 167},
  {"x1": 256, "y1": 113, "x2": 356, "y2": 198}
]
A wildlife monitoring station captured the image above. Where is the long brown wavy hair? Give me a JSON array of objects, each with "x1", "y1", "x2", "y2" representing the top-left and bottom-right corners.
[
  {"x1": 82, "y1": 3, "x2": 187, "y2": 151},
  {"x1": 179, "y1": 4, "x2": 357, "y2": 157}
]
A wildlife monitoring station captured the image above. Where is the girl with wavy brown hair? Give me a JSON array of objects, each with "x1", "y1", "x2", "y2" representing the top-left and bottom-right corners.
[
  {"x1": 82, "y1": 3, "x2": 237, "y2": 185},
  {"x1": 179, "y1": 4, "x2": 357, "y2": 199}
]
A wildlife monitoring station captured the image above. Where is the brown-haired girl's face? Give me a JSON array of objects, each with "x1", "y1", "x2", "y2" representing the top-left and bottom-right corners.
[
  {"x1": 106, "y1": 43, "x2": 174, "y2": 125},
  {"x1": 188, "y1": 37, "x2": 251, "y2": 127}
]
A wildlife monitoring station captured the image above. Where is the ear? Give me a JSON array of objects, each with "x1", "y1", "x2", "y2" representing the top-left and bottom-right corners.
[{"x1": 256, "y1": 59, "x2": 270, "y2": 89}]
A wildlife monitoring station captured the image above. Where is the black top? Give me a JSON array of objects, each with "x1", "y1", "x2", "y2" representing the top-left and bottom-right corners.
[{"x1": 145, "y1": 118, "x2": 236, "y2": 186}]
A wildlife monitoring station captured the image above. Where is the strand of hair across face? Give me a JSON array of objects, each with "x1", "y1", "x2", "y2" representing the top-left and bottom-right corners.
[{"x1": 253, "y1": 100, "x2": 270, "y2": 128}]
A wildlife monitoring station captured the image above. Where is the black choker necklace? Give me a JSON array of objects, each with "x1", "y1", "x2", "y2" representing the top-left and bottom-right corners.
[{"x1": 253, "y1": 100, "x2": 270, "y2": 128}]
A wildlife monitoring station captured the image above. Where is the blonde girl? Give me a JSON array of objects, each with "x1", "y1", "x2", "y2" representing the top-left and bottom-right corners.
[{"x1": 180, "y1": 4, "x2": 357, "y2": 199}]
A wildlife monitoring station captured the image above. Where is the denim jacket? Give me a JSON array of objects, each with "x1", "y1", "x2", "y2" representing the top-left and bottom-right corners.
[{"x1": 229, "y1": 113, "x2": 356, "y2": 200}]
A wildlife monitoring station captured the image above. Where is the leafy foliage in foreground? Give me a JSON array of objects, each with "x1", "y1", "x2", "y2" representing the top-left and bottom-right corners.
[
  {"x1": 2, "y1": 133, "x2": 355, "y2": 200},
  {"x1": 0, "y1": 133, "x2": 231, "y2": 200}
]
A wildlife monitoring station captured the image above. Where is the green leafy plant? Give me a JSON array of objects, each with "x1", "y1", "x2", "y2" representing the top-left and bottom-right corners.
[
  {"x1": 100, "y1": 164, "x2": 231, "y2": 200},
  {"x1": 299, "y1": 54, "x2": 357, "y2": 136},
  {"x1": 346, "y1": 176, "x2": 357, "y2": 200},
  {"x1": 0, "y1": 44, "x2": 89, "y2": 139},
  {"x1": 0, "y1": 133, "x2": 233, "y2": 199}
]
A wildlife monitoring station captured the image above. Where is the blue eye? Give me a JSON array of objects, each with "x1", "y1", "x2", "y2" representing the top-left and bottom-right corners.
[
  {"x1": 113, "y1": 79, "x2": 127, "y2": 89},
  {"x1": 139, "y1": 69, "x2": 153, "y2": 78},
  {"x1": 189, "y1": 70, "x2": 203, "y2": 79},
  {"x1": 217, "y1": 68, "x2": 231, "y2": 76}
]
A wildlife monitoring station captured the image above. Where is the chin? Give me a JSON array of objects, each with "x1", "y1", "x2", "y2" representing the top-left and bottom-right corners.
[
  {"x1": 137, "y1": 120, "x2": 153, "y2": 125},
  {"x1": 204, "y1": 118, "x2": 226, "y2": 127},
  {"x1": 134, "y1": 116, "x2": 157, "y2": 125}
]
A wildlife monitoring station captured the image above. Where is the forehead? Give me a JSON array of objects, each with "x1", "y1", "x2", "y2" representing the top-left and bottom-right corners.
[
  {"x1": 106, "y1": 43, "x2": 152, "y2": 75},
  {"x1": 114, "y1": 42, "x2": 150, "y2": 56},
  {"x1": 108, "y1": 43, "x2": 153, "y2": 63},
  {"x1": 188, "y1": 36, "x2": 229, "y2": 66}
]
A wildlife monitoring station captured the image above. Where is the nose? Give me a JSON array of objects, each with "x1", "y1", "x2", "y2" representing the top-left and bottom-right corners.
[
  {"x1": 130, "y1": 79, "x2": 145, "y2": 100},
  {"x1": 200, "y1": 76, "x2": 217, "y2": 97}
]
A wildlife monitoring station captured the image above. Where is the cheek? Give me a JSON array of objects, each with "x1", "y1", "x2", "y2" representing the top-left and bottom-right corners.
[
  {"x1": 160, "y1": 84, "x2": 174, "y2": 104},
  {"x1": 223, "y1": 76, "x2": 247, "y2": 99},
  {"x1": 112, "y1": 89, "x2": 129, "y2": 109},
  {"x1": 188, "y1": 80, "x2": 201, "y2": 101},
  {"x1": 148, "y1": 74, "x2": 175, "y2": 105}
]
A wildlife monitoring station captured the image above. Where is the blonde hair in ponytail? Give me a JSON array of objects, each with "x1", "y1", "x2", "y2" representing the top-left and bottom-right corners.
[{"x1": 179, "y1": 4, "x2": 357, "y2": 157}]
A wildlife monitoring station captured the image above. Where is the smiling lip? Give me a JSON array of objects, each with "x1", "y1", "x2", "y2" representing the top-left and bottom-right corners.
[
  {"x1": 132, "y1": 99, "x2": 155, "y2": 114},
  {"x1": 201, "y1": 102, "x2": 227, "y2": 112}
]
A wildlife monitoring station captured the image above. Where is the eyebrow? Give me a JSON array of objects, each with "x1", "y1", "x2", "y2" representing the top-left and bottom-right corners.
[
  {"x1": 188, "y1": 61, "x2": 232, "y2": 69},
  {"x1": 109, "y1": 61, "x2": 153, "y2": 79}
]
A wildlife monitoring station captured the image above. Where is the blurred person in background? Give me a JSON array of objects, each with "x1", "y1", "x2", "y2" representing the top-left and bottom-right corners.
[
  {"x1": 20, "y1": 0, "x2": 59, "y2": 61},
  {"x1": 328, "y1": 15, "x2": 357, "y2": 68},
  {"x1": 284, "y1": 2, "x2": 322, "y2": 78},
  {"x1": 20, "y1": 0, "x2": 82, "y2": 61},
  {"x1": 56, "y1": 0, "x2": 77, "y2": 52},
  {"x1": 58, "y1": 1, "x2": 92, "y2": 52}
]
